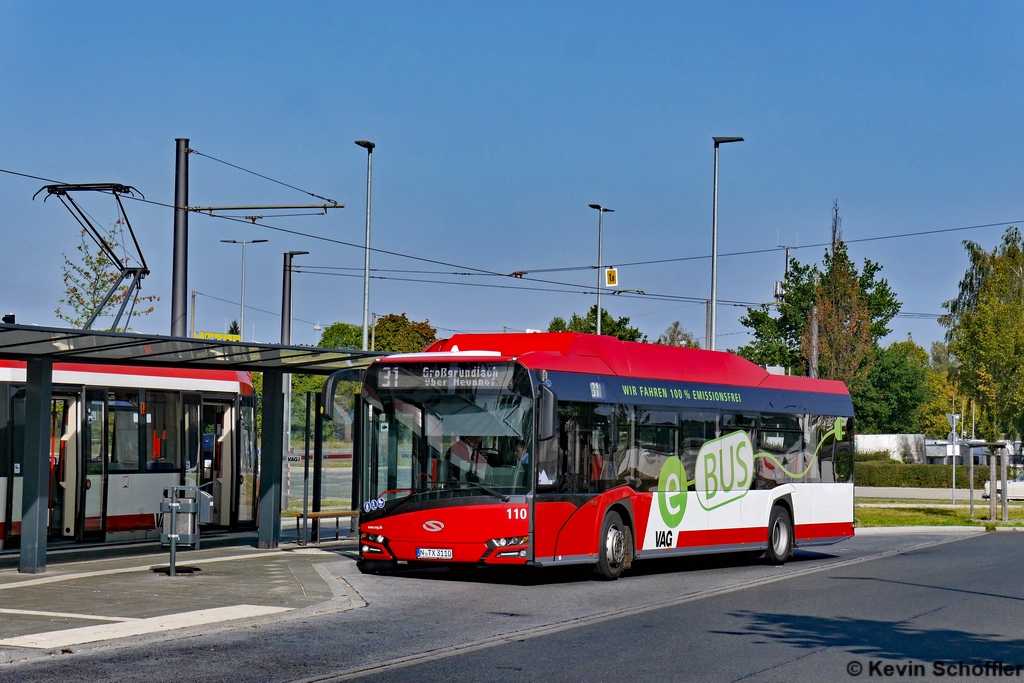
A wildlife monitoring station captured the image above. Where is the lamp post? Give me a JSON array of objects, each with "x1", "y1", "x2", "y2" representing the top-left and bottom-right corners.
[
  {"x1": 355, "y1": 140, "x2": 375, "y2": 351},
  {"x1": 221, "y1": 239, "x2": 268, "y2": 341},
  {"x1": 709, "y1": 136, "x2": 744, "y2": 351},
  {"x1": 588, "y1": 204, "x2": 614, "y2": 335}
]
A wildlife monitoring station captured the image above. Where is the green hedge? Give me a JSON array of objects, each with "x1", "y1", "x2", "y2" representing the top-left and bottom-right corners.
[
  {"x1": 854, "y1": 450, "x2": 894, "y2": 462},
  {"x1": 855, "y1": 461, "x2": 990, "y2": 489}
]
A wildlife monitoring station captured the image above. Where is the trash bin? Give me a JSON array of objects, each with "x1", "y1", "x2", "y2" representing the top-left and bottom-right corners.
[{"x1": 160, "y1": 486, "x2": 214, "y2": 547}]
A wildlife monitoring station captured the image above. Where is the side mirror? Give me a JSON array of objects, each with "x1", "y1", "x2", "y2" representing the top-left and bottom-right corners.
[
  {"x1": 321, "y1": 368, "x2": 365, "y2": 420},
  {"x1": 538, "y1": 385, "x2": 557, "y2": 441}
]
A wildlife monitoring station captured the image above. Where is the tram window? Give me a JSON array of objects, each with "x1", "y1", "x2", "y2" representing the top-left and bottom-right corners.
[
  {"x1": 145, "y1": 392, "x2": 180, "y2": 471},
  {"x1": 107, "y1": 392, "x2": 141, "y2": 472}
]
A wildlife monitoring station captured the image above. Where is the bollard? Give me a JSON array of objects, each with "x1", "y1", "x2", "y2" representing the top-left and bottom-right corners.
[{"x1": 169, "y1": 485, "x2": 179, "y2": 577}]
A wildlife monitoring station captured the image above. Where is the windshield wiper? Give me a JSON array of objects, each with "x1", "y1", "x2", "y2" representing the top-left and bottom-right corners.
[{"x1": 454, "y1": 480, "x2": 510, "y2": 502}]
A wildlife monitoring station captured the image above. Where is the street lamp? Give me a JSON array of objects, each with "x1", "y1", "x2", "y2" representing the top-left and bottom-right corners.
[
  {"x1": 355, "y1": 140, "x2": 375, "y2": 351},
  {"x1": 709, "y1": 136, "x2": 743, "y2": 351},
  {"x1": 220, "y1": 238, "x2": 268, "y2": 341},
  {"x1": 588, "y1": 204, "x2": 614, "y2": 336}
]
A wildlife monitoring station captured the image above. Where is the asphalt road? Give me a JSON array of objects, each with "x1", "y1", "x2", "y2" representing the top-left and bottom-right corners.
[{"x1": 3, "y1": 531, "x2": 1020, "y2": 682}]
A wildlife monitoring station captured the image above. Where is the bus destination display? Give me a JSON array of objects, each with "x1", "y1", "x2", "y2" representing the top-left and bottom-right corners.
[{"x1": 377, "y1": 363, "x2": 508, "y2": 390}]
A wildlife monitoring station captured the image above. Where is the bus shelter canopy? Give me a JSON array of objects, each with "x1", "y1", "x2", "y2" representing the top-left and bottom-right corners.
[
  {"x1": 0, "y1": 323, "x2": 379, "y2": 374},
  {"x1": 0, "y1": 323, "x2": 380, "y2": 575}
]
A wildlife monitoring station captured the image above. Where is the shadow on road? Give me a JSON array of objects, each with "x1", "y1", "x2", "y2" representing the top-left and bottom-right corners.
[
  {"x1": 369, "y1": 547, "x2": 839, "y2": 587},
  {"x1": 714, "y1": 610, "x2": 1024, "y2": 663}
]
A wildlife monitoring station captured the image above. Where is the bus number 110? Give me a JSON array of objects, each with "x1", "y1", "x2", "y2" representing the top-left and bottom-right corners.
[{"x1": 507, "y1": 508, "x2": 527, "y2": 520}]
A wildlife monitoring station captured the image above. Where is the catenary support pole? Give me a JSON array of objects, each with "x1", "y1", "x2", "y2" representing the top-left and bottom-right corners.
[
  {"x1": 990, "y1": 451, "x2": 997, "y2": 523},
  {"x1": 1002, "y1": 445, "x2": 1009, "y2": 523},
  {"x1": 302, "y1": 391, "x2": 311, "y2": 545},
  {"x1": 171, "y1": 138, "x2": 190, "y2": 336},
  {"x1": 258, "y1": 368, "x2": 285, "y2": 549},
  {"x1": 312, "y1": 392, "x2": 323, "y2": 543},
  {"x1": 19, "y1": 357, "x2": 53, "y2": 574}
]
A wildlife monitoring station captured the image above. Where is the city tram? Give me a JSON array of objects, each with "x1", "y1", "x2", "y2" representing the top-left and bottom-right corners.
[
  {"x1": 354, "y1": 332, "x2": 855, "y2": 579},
  {"x1": 0, "y1": 361, "x2": 258, "y2": 548}
]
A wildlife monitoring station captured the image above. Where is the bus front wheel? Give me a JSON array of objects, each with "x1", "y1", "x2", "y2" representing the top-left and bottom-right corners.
[
  {"x1": 357, "y1": 559, "x2": 397, "y2": 575},
  {"x1": 765, "y1": 505, "x2": 793, "y2": 565},
  {"x1": 594, "y1": 511, "x2": 629, "y2": 580}
]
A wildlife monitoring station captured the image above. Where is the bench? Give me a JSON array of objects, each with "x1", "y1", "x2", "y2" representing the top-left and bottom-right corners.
[{"x1": 286, "y1": 510, "x2": 358, "y2": 543}]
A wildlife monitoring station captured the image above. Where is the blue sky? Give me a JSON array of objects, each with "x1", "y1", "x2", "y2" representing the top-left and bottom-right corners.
[{"x1": 2, "y1": 2, "x2": 1023, "y2": 349}]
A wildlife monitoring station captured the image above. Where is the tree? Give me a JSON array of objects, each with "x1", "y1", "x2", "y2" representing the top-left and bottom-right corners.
[
  {"x1": 228, "y1": 319, "x2": 240, "y2": 336},
  {"x1": 942, "y1": 227, "x2": 1024, "y2": 441},
  {"x1": 735, "y1": 259, "x2": 817, "y2": 369},
  {"x1": 804, "y1": 214, "x2": 874, "y2": 388},
  {"x1": 56, "y1": 225, "x2": 158, "y2": 329},
  {"x1": 548, "y1": 305, "x2": 646, "y2": 342},
  {"x1": 373, "y1": 313, "x2": 437, "y2": 353},
  {"x1": 736, "y1": 202, "x2": 899, "y2": 376},
  {"x1": 319, "y1": 321, "x2": 362, "y2": 350},
  {"x1": 656, "y1": 321, "x2": 700, "y2": 348},
  {"x1": 853, "y1": 337, "x2": 928, "y2": 434}
]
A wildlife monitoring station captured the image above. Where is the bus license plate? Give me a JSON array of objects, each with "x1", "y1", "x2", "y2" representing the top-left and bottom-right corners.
[{"x1": 416, "y1": 548, "x2": 453, "y2": 560}]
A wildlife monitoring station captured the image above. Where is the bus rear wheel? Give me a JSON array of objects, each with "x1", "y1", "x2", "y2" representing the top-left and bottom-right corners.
[
  {"x1": 765, "y1": 505, "x2": 793, "y2": 565},
  {"x1": 594, "y1": 511, "x2": 629, "y2": 580}
]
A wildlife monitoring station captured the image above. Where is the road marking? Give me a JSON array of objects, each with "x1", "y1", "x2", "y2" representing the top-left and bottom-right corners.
[
  {"x1": 294, "y1": 535, "x2": 975, "y2": 683},
  {"x1": 0, "y1": 608, "x2": 137, "y2": 622},
  {"x1": 0, "y1": 605, "x2": 290, "y2": 649}
]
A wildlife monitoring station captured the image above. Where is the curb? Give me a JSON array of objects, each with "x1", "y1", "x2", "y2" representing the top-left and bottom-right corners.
[{"x1": 854, "y1": 526, "x2": 984, "y2": 535}]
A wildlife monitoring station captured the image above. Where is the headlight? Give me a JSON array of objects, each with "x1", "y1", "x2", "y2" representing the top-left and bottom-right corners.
[
  {"x1": 360, "y1": 532, "x2": 387, "y2": 544},
  {"x1": 487, "y1": 536, "x2": 529, "y2": 549}
]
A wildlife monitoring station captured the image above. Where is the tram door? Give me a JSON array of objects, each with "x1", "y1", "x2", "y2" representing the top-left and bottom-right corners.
[
  {"x1": 236, "y1": 397, "x2": 258, "y2": 526},
  {"x1": 49, "y1": 393, "x2": 82, "y2": 539},
  {"x1": 184, "y1": 397, "x2": 235, "y2": 527},
  {"x1": 80, "y1": 390, "x2": 107, "y2": 539}
]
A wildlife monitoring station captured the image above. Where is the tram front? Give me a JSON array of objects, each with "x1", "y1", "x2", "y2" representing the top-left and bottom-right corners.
[{"x1": 357, "y1": 359, "x2": 536, "y2": 573}]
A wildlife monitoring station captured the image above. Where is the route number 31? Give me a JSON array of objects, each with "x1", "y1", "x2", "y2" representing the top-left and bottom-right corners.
[{"x1": 507, "y1": 507, "x2": 527, "y2": 520}]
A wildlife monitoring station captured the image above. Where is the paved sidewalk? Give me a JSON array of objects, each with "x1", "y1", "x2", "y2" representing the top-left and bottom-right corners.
[{"x1": 0, "y1": 539, "x2": 363, "y2": 660}]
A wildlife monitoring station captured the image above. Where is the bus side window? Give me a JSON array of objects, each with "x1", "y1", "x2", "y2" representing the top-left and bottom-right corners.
[
  {"x1": 722, "y1": 414, "x2": 762, "y2": 489},
  {"x1": 636, "y1": 407, "x2": 678, "y2": 492},
  {"x1": 680, "y1": 410, "x2": 717, "y2": 491},
  {"x1": 758, "y1": 414, "x2": 803, "y2": 486}
]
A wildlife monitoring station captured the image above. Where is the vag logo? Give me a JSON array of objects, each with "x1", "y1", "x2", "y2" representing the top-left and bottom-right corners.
[
  {"x1": 695, "y1": 430, "x2": 754, "y2": 510},
  {"x1": 423, "y1": 520, "x2": 444, "y2": 532}
]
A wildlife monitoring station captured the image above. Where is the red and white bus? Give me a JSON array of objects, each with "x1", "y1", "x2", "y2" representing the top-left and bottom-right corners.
[
  {"x1": 0, "y1": 361, "x2": 258, "y2": 548},
  {"x1": 356, "y1": 332, "x2": 854, "y2": 579}
]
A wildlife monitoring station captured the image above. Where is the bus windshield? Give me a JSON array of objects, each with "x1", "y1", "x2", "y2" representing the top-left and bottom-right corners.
[{"x1": 362, "y1": 362, "x2": 534, "y2": 507}]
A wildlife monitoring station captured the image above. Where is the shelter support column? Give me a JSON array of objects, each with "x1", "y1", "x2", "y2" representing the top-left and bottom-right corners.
[
  {"x1": 258, "y1": 368, "x2": 284, "y2": 549},
  {"x1": 19, "y1": 357, "x2": 53, "y2": 574}
]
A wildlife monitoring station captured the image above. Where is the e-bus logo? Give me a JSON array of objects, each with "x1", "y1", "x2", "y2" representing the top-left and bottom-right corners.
[
  {"x1": 423, "y1": 520, "x2": 444, "y2": 532},
  {"x1": 695, "y1": 430, "x2": 754, "y2": 510},
  {"x1": 657, "y1": 456, "x2": 688, "y2": 528}
]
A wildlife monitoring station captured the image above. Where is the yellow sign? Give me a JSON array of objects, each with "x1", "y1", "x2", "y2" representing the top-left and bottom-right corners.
[
  {"x1": 605, "y1": 268, "x2": 618, "y2": 287},
  {"x1": 195, "y1": 331, "x2": 241, "y2": 342}
]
